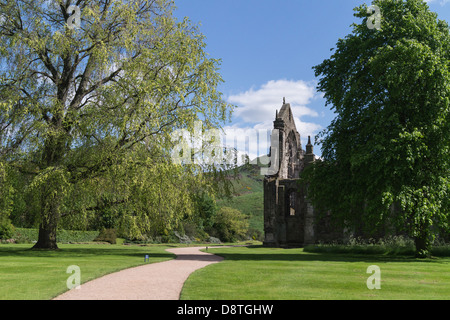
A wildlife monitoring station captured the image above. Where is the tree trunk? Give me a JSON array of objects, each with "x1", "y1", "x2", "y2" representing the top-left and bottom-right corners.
[
  {"x1": 414, "y1": 224, "x2": 431, "y2": 258},
  {"x1": 32, "y1": 215, "x2": 59, "y2": 250},
  {"x1": 32, "y1": 132, "x2": 66, "y2": 250},
  {"x1": 32, "y1": 190, "x2": 61, "y2": 250}
]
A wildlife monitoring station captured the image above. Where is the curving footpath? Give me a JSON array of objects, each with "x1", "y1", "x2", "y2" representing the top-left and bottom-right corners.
[{"x1": 53, "y1": 246, "x2": 224, "y2": 300}]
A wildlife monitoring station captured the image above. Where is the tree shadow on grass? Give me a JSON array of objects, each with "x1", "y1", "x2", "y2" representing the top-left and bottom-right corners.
[
  {"x1": 0, "y1": 245, "x2": 175, "y2": 260},
  {"x1": 207, "y1": 245, "x2": 448, "y2": 264}
]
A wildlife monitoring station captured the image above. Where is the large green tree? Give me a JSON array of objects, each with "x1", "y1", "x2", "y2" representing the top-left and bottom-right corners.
[
  {"x1": 0, "y1": 0, "x2": 233, "y2": 249},
  {"x1": 308, "y1": 0, "x2": 450, "y2": 256}
]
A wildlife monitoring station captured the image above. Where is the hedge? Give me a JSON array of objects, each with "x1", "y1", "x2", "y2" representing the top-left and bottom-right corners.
[{"x1": 13, "y1": 228, "x2": 100, "y2": 244}]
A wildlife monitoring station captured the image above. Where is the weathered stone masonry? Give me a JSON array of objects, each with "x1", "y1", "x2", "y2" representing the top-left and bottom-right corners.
[
  {"x1": 263, "y1": 100, "x2": 449, "y2": 246},
  {"x1": 263, "y1": 100, "x2": 317, "y2": 247}
]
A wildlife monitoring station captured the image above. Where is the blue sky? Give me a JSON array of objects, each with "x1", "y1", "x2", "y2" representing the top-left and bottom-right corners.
[{"x1": 173, "y1": 0, "x2": 450, "y2": 159}]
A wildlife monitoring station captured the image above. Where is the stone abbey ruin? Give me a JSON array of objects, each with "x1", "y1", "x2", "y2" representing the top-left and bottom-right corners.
[
  {"x1": 263, "y1": 99, "x2": 339, "y2": 247},
  {"x1": 262, "y1": 100, "x2": 449, "y2": 248}
]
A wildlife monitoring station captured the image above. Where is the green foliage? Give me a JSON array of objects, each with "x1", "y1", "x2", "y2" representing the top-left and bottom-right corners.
[
  {"x1": 0, "y1": 163, "x2": 13, "y2": 217},
  {"x1": 94, "y1": 228, "x2": 117, "y2": 244},
  {"x1": 11, "y1": 228, "x2": 39, "y2": 243},
  {"x1": 216, "y1": 161, "x2": 265, "y2": 239},
  {"x1": 0, "y1": 162, "x2": 17, "y2": 239},
  {"x1": 191, "y1": 192, "x2": 217, "y2": 234},
  {"x1": 218, "y1": 192, "x2": 263, "y2": 235},
  {"x1": 307, "y1": 0, "x2": 450, "y2": 256},
  {"x1": 57, "y1": 229, "x2": 101, "y2": 243},
  {"x1": 305, "y1": 236, "x2": 417, "y2": 256},
  {"x1": 0, "y1": 219, "x2": 15, "y2": 240},
  {"x1": 11, "y1": 228, "x2": 99, "y2": 244},
  {"x1": 0, "y1": 0, "x2": 234, "y2": 248},
  {"x1": 304, "y1": 235, "x2": 450, "y2": 257},
  {"x1": 212, "y1": 207, "x2": 249, "y2": 242}
]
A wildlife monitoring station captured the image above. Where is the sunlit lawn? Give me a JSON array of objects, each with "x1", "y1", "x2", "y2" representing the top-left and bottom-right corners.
[
  {"x1": 181, "y1": 246, "x2": 450, "y2": 300},
  {"x1": 2, "y1": 243, "x2": 449, "y2": 300},
  {"x1": 0, "y1": 243, "x2": 175, "y2": 300}
]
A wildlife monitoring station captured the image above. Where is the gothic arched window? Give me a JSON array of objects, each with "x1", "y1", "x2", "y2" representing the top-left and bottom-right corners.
[{"x1": 289, "y1": 191, "x2": 296, "y2": 216}]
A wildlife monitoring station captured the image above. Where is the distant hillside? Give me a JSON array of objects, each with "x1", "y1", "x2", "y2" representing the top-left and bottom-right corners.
[{"x1": 216, "y1": 156, "x2": 268, "y2": 239}]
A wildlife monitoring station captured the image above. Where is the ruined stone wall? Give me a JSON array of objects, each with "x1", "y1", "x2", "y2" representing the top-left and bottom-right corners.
[{"x1": 263, "y1": 100, "x2": 319, "y2": 248}]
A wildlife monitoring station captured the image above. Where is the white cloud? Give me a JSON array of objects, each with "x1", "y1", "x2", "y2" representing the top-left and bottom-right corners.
[
  {"x1": 294, "y1": 118, "x2": 322, "y2": 144},
  {"x1": 224, "y1": 79, "x2": 323, "y2": 162},
  {"x1": 170, "y1": 79, "x2": 324, "y2": 169},
  {"x1": 228, "y1": 79, "x2": 318, "y2": 123},
  {"x1": 424, "y1": 0, "x2": 449, "y2": 5}
]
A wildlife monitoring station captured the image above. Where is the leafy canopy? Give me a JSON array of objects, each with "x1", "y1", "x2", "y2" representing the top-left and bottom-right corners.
[
  {"x1": 0, "y1": 0, "x2": 234, "y2": 246},
  {"x1": 307, "y1": 0, "x2": 450, "y2": 252}
]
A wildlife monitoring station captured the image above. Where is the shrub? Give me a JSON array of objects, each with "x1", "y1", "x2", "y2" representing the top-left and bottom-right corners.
[
  {"x1": 174, "y1": 231, "x2": 194, "y2": 244},
  {"x1": 208, "y1": 236, "x2": 221, "y2": 244},
  {"x1": 0, "y1": 219, "x2": 15, "y2": 240},
  {"x1": 303, "y1": 235, "x2": 445, "y2": 256},
  {"x1": 94, "y1": 228, "x2": 117, "y2": 244},
  {"x1": 247, "y1": 228, "x2": 264, "y2": 242},
  {"x1": 431, "y1": 245, "x2": 450, "y2": 257},
  {"x1": 212, "y1": 207, "x2": 249, "y2": 242}
]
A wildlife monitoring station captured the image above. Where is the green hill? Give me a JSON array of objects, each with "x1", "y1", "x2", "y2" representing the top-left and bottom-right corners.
[{"x1": 216, "y1": 157, "x2": 267, "y2": 240}]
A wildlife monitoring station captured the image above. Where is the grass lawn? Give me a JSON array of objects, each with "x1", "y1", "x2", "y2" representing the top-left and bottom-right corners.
[
  {"x1": 0, "y1": 243, "x2": 175, "y2": 300},
  {"x1": 180, "y1": 246, "x2": 450, "y2": 300}
]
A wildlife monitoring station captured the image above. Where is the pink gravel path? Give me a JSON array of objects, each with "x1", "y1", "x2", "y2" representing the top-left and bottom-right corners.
[{"x1": 53, "y1": 246, "x2": 224, "y2": 300}]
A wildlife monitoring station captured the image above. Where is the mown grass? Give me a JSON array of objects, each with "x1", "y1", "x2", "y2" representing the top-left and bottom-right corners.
[
  {"x1": 0, "y1": 243, "x2": 175, "y2": 300},
  {"x1": 180, "y1": 246, "x2": 450, "y2": 300},
  {"x1": 304, "y1": 243, "x2": 450, "y2": 257},
  {"x1": 3, "y1": 242, "x2": 449, "y2": 300}
]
